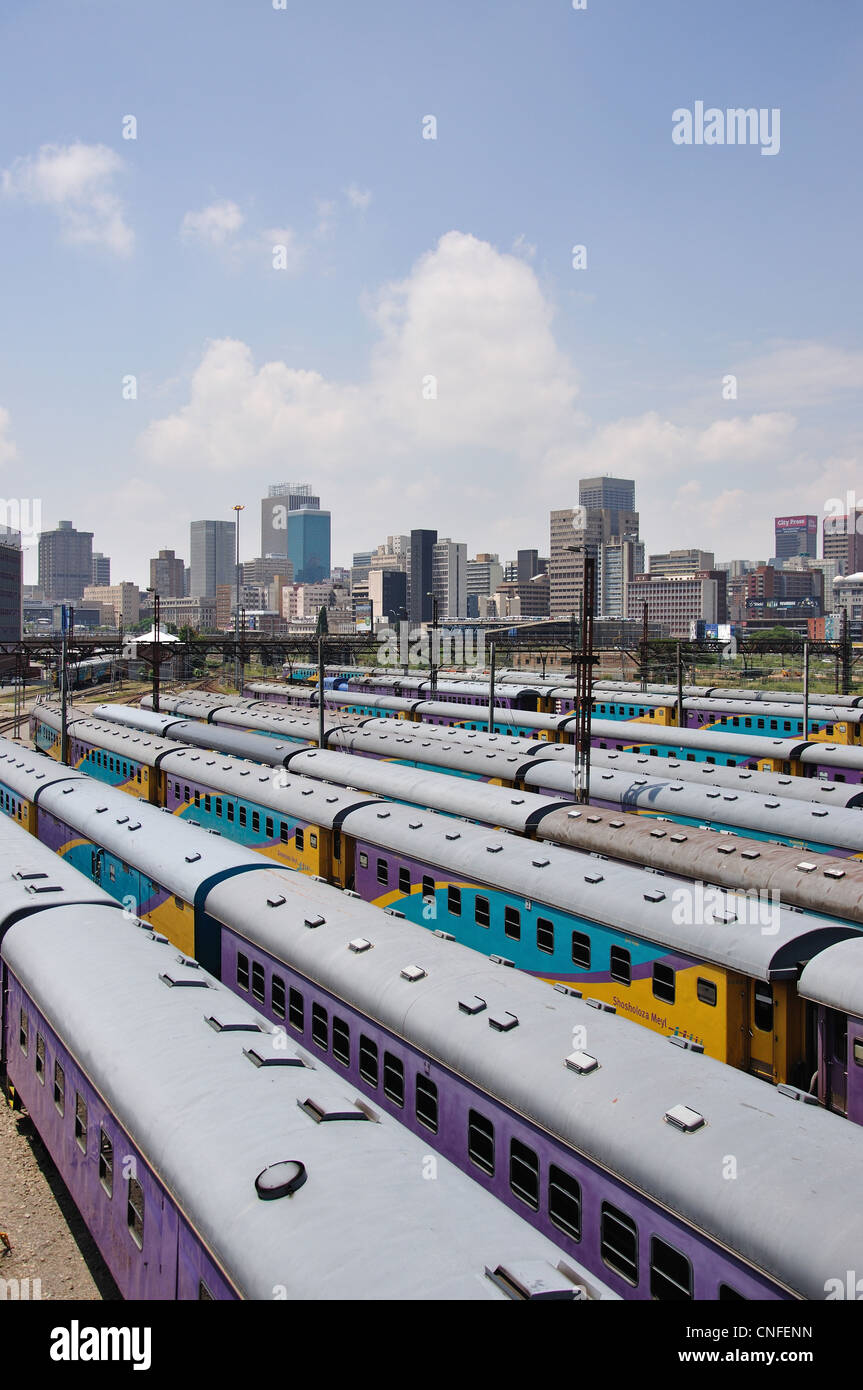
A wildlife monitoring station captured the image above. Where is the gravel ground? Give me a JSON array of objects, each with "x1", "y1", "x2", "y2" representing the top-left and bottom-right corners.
[{"x1": 0, "y1": 1099, "x2": 119, "y2": 1301}]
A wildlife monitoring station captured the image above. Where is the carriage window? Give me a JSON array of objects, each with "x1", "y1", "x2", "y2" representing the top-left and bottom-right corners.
[
  {"x1": 311, "y1": 1003, "x2": 328, "y2": 1050},
  {"x1": 475, "y1": 896, "x2": 490, "y2": 928},
  {"x1": 19, "y1": 1009, "x2": 27, "y2": 1054},
  {"x1": 35, "y1": 1033, "x2": 45, "y2": 1082},
  {"x1": 333, "y1": 1017, "x2": 350, "y2": 1066},
  {"x1": 421, "y1": 874, "x2": 435, "y2": 904},
  {"x1": 127, "y1": 1177, "x2": 144, "y2": 1249},
  {"x1": 854, "y1": 1039, "x2": 863, "y2": 1067},
  {"x1": 75, "y1": 1093, "x2": 88, "y2": 1153},
  {"x1": 549, "y1": 1166, "x2": 581, "y2": 1241},
  {"x1": 416, "y1": 1075, "x2": 438, "y2": 1133},
  {"x1": 610, "y1": 946, "x2": 631, "y2": 985},
  {"x1": 251, "y1": 811, "x2": 260, "y2": 833},
  {"x1": 377, "y1": 857, "x2": 389, "y2": 885},
  {"x1": 359, "y1": 851, "x2": 367, "y2": 868},
  {"x1": 236, "y1": 952, "x2": 250, "y2": 991},
  {"x1": 359, "y1": 1035, "x2": 379, "y2": 1086},
  {"x1": 399, "y1": 866, "x2": 411, "y2": 895},
  {"x1": 754, "y1": 982, "x2": 774, "y2": 1032},
  {"x1": 53, "y1": 1060, "x2": 65, "y2": 1114},
  {"x1": 650, "y1": 1237, "x2": 692, "y2": 1300},
  {"x1": 288, "y1": 988, "x2": 304, "y2": 1032},
  {"x1": 653, "y1": 962, "x2": 676, "y2": 1005},
  {"x1": 239, "y1": 805, "x2": 247, "y2": 827},
  {"x1": 227, "y1": 803, "x2": 235, "y2": 822},
  {"x1": 204, "y1": 794, "x2": 211, "y2": 813},
  {"x1": 383, "y1": 1052, "x2": 405, "y2": 1106},
  {"x1": 697, "y1": 977, "x2": 717, "y2": 1007},
  {"x1": 310, "y1": 833, "x2": 318, "y2": 849},
  {"x1": 99, "y1": 1129, "x2": 114, "y2": 1197},
  {"x1": 468, "y1": 1109, "x2": 495, "y2": 1176},
  {"x1": 194, "y1": 789, "x2": 200, "y2": 805},
  {"x1": 295, "y1": 828, "x2": 305, "y2": 850},
  {"x1": 504, "y1": 905, "x2": 521, "y2": 940},
  {"x1": 279, "y1": 819, "x2": 287, "y2": 841},
  {"x1": 184, "y1": 785, "x2": 190, "y2": 802},
  {"x1": 265, "y1": 816, "x2": 273, "y2": 838},
  {"x1": 571, "y1": 931, "x2": 591, "y2": 969},
  {"x1": 251, "y1": 962, "x2": 265, "y2": 1004},
  {"x1": 271, "y1": 974, "x2": 286, "y2": 1019},
  {"x1": 448, "y1": 884, "x2": 461, "y2": 915},
  {"x1": 510, "y1": 1138, "x2": 539, "y2": 1211},
  {"x1": 601, "y1": 1202, "x2": 638, "y2": 1284},
  {"x1": 537, "y1": 917, "x2": 554, "y2": 955}
]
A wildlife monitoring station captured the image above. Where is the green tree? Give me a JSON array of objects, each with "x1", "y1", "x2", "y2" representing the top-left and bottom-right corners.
[{"x1": 315, "y1": 605, "x2": 329, "y2": 637}]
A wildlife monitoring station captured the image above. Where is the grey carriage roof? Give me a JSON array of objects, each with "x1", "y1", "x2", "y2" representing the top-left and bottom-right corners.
[
  {"x1": 33, "y1": 768, "x2": 270, "y2": 899},
  {"x1": 36, "y1": 706, "x2": 195, "y2": 767},
  {"x1": 0, "y1": 811, "x2": 118, "y2": 928},
  {"x1": 201, "y1": 865, "x2": 863, "y2": 1300},
  {"x1": 682, "y1": 696, "x2": 863, "y2": 725},
  {"x1": 158, "y1": 748, "x2": 382, "y2": 827},
  {"x1": 92, "y1": 704, "x2": 184, "y2": 737},
  {"x1": 594, "y1": 680, "x2": 863, "y2": 709},
  {"x1": 524, "y1": 762, "x2": 863, "y2": 854},
  {"x1": 329, "y1": 725, "x2": 543, "y2": 781},
  {"x1": 3, "y1": 910, "x2": 610, "y2": 1302},
  {"x1": 586, "y1": 717, "x2": 809, "y2": 761},
  {"x1": 588, "y1": 748, "x2": 863, "y2": 808},
  {"x1": 337, "y1": 799, "x2": 851, "y2": 979},
  {"x1": 798, "y1": 938, "x2": 863, "y2": 1016},
  {"x1": 799, "y1": 743, "x2": 863, "y2": 771},
  {"x1": 0, "y1": 745, "x2": 90, "y2": 800},
  {"x1": 533, "y1": 804, "x2": 863, "y2": 925},
  {"x1": 284, "y1": 747, "x2": 561, "y2": 834}
]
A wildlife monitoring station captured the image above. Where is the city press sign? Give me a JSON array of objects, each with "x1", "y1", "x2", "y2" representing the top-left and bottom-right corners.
[{"x1": 776, "y1": 516, "x2": 817, "y2": 530}]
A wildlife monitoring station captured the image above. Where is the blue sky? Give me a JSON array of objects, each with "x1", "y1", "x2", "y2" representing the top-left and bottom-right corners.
[{"x1": 1, "y1": 0, "x2": 861, "y2": 585}]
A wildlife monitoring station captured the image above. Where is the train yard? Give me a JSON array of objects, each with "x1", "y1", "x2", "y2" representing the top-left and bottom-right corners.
[{"x1": 3, "y1": 671, "x2": 863, "y2": 1304}]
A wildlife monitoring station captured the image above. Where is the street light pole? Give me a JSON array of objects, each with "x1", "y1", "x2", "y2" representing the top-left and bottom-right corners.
[
  {"x1": 233, "y1": 503, "x2": 245, "y2": 691},
  {"x1": 427, "y1": 592, "x2": 439, "y2": 694}
]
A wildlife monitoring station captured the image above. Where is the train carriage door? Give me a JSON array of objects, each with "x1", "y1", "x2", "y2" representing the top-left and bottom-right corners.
[
  {"x1": 332, "y1": 830, "x2": 355, "y2": 892},
  {"x1": 91, "y1": 847, "x2": 103, "y2": 886},
  {"x1": 747, "y1": 980, "x2": 777, "y2": 1081},
  {"x1": 824, "y1": 1010, "x2": 848, "y2": 1116}
]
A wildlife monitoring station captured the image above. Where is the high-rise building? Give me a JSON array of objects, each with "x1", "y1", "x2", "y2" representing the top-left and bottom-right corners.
[
  {"x1": 467, "y1": 555, "x2": 504, "y2": 601},
  {"x1": 784, "y1": 555, "x2": 840, "y2": 613},
  {"x1": 288, "y1": 509, "x2": 331, "y2": 584},
  {"x1": 579, "y1": 477, "x2": 636, "y2": 537},
  {"x1": 517, "y1": 549, "x2": 540, "y2": 585},
  {"x1": 601, "y1": 539, "x2": 645, "y2": 618},
  {"x1": 368, "y1": 569, "x2": 408, "y2": 625},
  {"x1": 261, "y1": 483, "x2": 323, "y2": 561},
  {"x1": 432, "y1": 539, "x2": 467, "y2": 619},
  {"x1": 774, "y1": 515, "x2": 817, "y2": 559},
  {"x1": 190, "y1": 521, "x2": 236, "y2": 598},
  {"x1": 823, "y1": 511, "x2": 863, "y2": 577},
  {"x1": 626, "y1": 573, "x2": 720, "y2": 638},
  {"x1": 149, "y1": 549, "x2": 186, "y2": 596},
  {"x1": 0, "y1": 534, "x2": 22, "y2": 641},
  {"x1": 38, "y1": 521, "x2": 93, "y2": 601},
  {"x1": 91, "y1": 552, "x2": 111, "y2": 586},
  {"x1": 409, "y1": 529, "x2": 437, "y2": 623}
]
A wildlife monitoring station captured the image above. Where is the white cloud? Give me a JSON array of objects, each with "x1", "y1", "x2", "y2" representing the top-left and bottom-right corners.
[
  {"x1": 345, "y1": 184, "x2": 372, "y2": 212},
  {"x1": 512, "y1": 233, "x2": 537, "y2": 260},
  {"x1": 1, "y1": 142, "x2": 133, "y2": 255},
  {"x1": 735, "y1": 340, "x2": 863, "y2": 408},
  {"x1": 180, "y1": 199, "x2": 245, "y2": 245},
  {"x1": 136, "y1": 230, "x2": 855, "y2": 565}
]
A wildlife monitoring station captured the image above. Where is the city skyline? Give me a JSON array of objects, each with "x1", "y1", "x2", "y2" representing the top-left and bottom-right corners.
[{"x1": 2, "y1": 0, "x2": 861, "y2": 589}]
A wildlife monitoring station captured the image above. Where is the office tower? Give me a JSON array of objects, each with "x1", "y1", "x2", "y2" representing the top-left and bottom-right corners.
[
  {"x1": 82, "y1": 582, "x2": 140, "y2": 627},
  {"x1": 91, "y1": 552, "x2": 111, "y2": 586},
  {"x1": 0, "y1": 533, "x2": 22, "y2": 640},
  {"x1": 578, "y1": 477, "x2": 636, "y2": 537},
  {"x1": 432, "y1": 539, "x2": 467, "y2": 619},
  {"x1": 626, "y1": 573, "x2": 720, "y2": 638},
  {"x1": 261, "y1": 482, "x2": 323, "y2": 559},
  {"x1": 149, "y1": 549, "x2": 186, "y2": 596},
  {"x1": 38, "y1": 521, "x2": 94, "y2": 601},
  {"x1": 190, "y1": 521, "x2": 236, "y2": 598},
  {"x1": 467, "y1": 555, "x2": 504, "y2": 601},
  {"x1": 369, "y1": 569, "x2": 408, "y2": 625},
  {"x1": 823, "y1": 511, "x2": 863, "y2": 577},
  {"x1": 774, "y1": 516, "x2": 817, "y2": 559},
  {"x1": 517, "y1": 550, "x2": 540, "y2": 585},
  {"x1": 601, "y1": 539, "x2": 645, "y2": 618},
  {"x1": 409, "y1": 529, "x2": 437, "y2": 623},
  {"x1": 288, "y1": 509, "x2": 331, "y2": 584}
]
